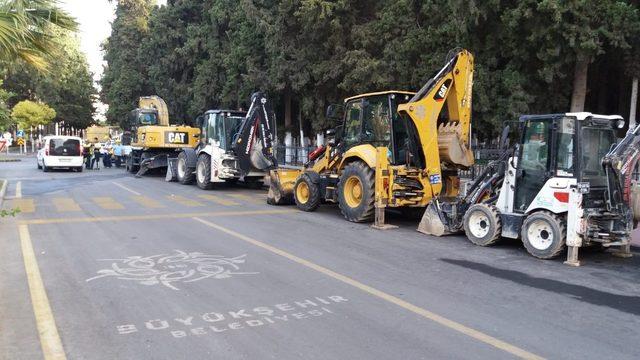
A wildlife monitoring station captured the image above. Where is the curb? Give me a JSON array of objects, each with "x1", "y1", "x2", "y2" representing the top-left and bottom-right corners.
[{"x1": 0, "y1": 179, "x2": 7, "y2": 209}]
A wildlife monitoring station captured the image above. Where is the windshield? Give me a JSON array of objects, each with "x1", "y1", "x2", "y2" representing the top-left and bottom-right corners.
[
  {"x1": 581, "y1": 126, "x2": 616, "y2": 186},
  {"x1": 138, "y1": 112, "x2": 158, "y2": 125},
  {"x1": 206, "y1": 113, "x2": 245, "y2": 150}
]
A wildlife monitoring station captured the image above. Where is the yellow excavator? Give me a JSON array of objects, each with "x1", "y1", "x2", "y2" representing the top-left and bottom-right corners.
[
  {"x1": 124, "y1": 96, "x2": 200, "y2": 176},
  {"x1": 268, "y1": 48, "x2": 474, "y2": 228}
]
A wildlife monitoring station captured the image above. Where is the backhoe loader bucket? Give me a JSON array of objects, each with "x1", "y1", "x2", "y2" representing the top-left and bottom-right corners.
[
  {"x1": 417, "y1": 202, "x2": 454, "y2": 236},
  {"x1": 438, "y1": 122, "x2": 474, "y2": 168}
]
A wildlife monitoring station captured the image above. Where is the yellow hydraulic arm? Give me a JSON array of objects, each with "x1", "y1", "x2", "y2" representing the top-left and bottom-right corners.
[{"x1": 397, "y1": 49, "x2": 474, "y2": 196}]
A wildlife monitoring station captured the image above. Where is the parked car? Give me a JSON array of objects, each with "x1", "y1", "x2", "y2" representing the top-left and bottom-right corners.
[{"x1": 37, "y1": 135, "x2": 84, "y2": 172}]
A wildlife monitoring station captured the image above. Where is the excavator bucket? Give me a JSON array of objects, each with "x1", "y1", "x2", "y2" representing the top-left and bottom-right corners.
[
  {"x1": 438, "y1": 122, "x2": 474, "y2": 168},
  {"x1": 417, "y1": 201, "x2": 456, "y2": 236}
]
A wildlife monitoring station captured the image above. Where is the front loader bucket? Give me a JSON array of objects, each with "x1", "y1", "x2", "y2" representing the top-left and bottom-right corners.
[
  {"x1": 266, "y1": 169, "x2": 298, "y2": 205},
  {"x1": 417, "y1": 202, "x2": 453, "y2": 236}
]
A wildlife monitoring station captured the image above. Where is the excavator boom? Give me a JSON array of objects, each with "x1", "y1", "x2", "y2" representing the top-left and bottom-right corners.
[{"x1": 398, "y1": 49, "x2": 474, "y2": 190}]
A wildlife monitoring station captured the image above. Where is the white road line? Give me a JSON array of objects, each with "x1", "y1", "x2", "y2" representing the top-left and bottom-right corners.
[
  {"x1": 16, "y1": 181, "x2": 22, "y2": 198},
  {"x1": 111, "y1": 182, "x2": 141, "y2": 196}
]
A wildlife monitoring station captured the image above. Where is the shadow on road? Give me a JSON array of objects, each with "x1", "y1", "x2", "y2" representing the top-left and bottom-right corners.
[{"x1": 441, "y1": 258, "x2": 640, "y2": 316}]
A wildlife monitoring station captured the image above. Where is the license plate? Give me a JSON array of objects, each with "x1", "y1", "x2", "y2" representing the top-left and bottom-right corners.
[{"x1": 59, "y1": 158, "x2": 70, "y2": 162}]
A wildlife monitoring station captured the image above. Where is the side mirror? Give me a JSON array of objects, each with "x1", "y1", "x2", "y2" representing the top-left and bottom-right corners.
[
  {"x1": 195, "y1": 115, "x2": 205, "y2": 128},
  {"x1": 326, "y1": 104, "x2": 344, "y2": 120},
  {"x1": 499, "y1": 125, "x2": 510, "y2": 150}
]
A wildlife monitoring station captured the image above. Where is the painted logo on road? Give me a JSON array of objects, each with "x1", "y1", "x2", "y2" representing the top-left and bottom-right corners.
[{"x1": 86, "y1": 250, "x2": 258, "y2": 290}]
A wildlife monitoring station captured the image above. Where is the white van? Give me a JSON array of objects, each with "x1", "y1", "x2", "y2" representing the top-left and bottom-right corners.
[{"x1": 37, "y1": 135, "x2": 84, "y2": 172}]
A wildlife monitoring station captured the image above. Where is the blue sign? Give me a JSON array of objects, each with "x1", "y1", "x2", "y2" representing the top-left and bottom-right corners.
[{"x1": 16, "y1": 130, "x2": 24, "y2": 137}]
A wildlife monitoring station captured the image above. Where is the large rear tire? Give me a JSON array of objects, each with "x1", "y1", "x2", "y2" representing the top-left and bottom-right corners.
[
  {"x1": 196, "y1": 154, "x2": 214, "y2": 190},
  {"x1": 521, "y1": 211, "x2": 566, "y2": 259},
  {"x1": 294, "y1": 172, "x2": 321, "y2": 211},
  {"x1": 177, "y1": 151, "x2": 195, "y2": 185},
  {"x1": 463, "y1": 203, "x2": 502, "y2": 246},
  {"x1": 338, "y1": 161, "x2": 375, "y2": 222}
]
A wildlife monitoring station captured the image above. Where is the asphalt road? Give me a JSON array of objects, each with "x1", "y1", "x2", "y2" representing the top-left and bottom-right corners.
[{"x1": 1, "y1": 156, "x2": 639, "y2": 360}]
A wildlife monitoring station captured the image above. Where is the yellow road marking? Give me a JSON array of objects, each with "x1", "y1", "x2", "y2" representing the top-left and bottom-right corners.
[
  {"x1": 19, "y1": 224, "x2": 67, "y2": 360},
  {"x1": 197, "y1": 194, "x2": 239, "y2": 206},
  {"x1": 192, "y1": 217, "x2": 544, "y2": 360},
  {"x1": 11, "y1": 198, "x2": 35, "y2": 213},
  {"x1": 16, "y1": 181, "x2": 22, "y2": 198},
  {"x1": 111, "y1": 182, "x2": 141, "y2": 196},
  {"x1": 131, "y1": 195, "x2": 165, "y2": 209},
  {"x1": 92, "y1": 197, "x2": 124, "y2": 210},
  {"x1": 166, "y1": 195, "x2": 204, "y2": 207},
  {"x1": 226, "y1": 193, "x2": 264, "y2": 204},
  {"x1": 21, "y1": 209, "x2": 294, "y2": 225},
  {"x1": 52, "y1": 198, "x2": 81, "y2": 212}
]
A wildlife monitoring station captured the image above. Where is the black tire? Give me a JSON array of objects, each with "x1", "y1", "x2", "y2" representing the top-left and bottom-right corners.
[
  {"x1": 196, "y1": 153, "x2": 214, "y2": 190},
  {"x1": 177, "y1": 151, "x2": 195, "y2": 185},
  {"x1": 126, "y1": 154, "x2": 139, "y2": 173},
  {"x1": 337, "y1": 161, "x2": 375, "y2": 222},
  {"x1": 43, "y1": 165, "x2": 50, "y2": 172},
  {"x1": 75, "y1": 166, "x2": 83, "y2": 173},
  {"x1": 521, "y1": 211, "x2": 566, "y2": 259},
  {"x1": 37, "y1": 161, "x2": 42, "y2": 169},
  {"x1": 463, "y1": 203, "x2": 502, "y2": 246},
  {"x1": 294, "y1": 172, "x2": 321, "y2": 211}
]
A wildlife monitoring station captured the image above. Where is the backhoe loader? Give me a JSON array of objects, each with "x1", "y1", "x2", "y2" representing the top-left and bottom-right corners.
[
  {"x1": 267, "y1": 49, "x2": 475, "y2": 226},
  {"x1": 421, "y1": 113, "x2": 640, "y2": 265},
  {"x1": 125, "y1": 96, "x2": 200, "y2": 176},
  {"x1": 172, "y1": 92, "x2": 276, "y2": 189}
]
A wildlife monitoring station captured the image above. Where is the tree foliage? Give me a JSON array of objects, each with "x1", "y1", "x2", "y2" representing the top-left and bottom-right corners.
[
  {"x1": 11, "y1": 99, "x2": 56, "y2": 129},
  {"x1": 2, "y1": 31, "x2": 96, "y2": 129},
  {"x1": 102, "y1": 0, "x2": 640, "y2": 139},
  {"x1": 0, "y1": 0, "x2": 78, "y2": 71}
]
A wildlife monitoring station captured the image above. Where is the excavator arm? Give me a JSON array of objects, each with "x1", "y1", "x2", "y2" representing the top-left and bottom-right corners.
[
  {"x1": 233, "y1": 92, "x2": 277, "y2": 174},
  {"x1": 397, "y1": 49, "x2": 474, "y2": 196}
]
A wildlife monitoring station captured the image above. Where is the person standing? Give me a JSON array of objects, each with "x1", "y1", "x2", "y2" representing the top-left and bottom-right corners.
[
  {"x1": 91, "y1": 139, "x2": 101, "y2": 170},
  {"x1": 113, "y1": 140, "x2": 123, "y2": 168}
]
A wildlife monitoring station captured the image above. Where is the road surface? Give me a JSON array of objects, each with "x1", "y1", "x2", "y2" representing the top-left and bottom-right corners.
[{"x1": 1, "y1": 157, "x2": 639, "y2": 359}]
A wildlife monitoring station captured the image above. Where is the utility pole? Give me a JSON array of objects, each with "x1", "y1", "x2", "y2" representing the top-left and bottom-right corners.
[{"x1": 630, "y1": 77, "x2": 638, "y2": 128}]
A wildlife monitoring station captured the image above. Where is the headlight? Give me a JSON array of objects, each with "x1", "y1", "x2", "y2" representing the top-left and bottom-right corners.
[{"x1": 616, "y1": 119, "x2": 625, "y2": 129}]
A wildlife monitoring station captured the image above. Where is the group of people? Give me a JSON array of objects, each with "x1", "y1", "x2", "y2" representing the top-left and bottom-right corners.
[{"x1": 83, "y1": 137, "x2": 126, "y2": 170}]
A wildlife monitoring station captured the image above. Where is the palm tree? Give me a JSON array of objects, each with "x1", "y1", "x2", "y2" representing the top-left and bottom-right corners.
[{"x1": 0, "y1": 0, "x2": 77, "y2": 70}]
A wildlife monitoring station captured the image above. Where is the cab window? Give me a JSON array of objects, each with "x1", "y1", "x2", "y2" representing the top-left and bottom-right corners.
[
  {"x1": 362, "y1": 95, "x2": 391, "y2": 146},
  {"x1": 342, "y1": 100, "x2": 362, "y2": 148}
]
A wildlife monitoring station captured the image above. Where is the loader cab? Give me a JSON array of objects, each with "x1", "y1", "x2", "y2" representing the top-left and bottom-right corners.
[
  {"x1": 514, "y1": 113, "x2": 621, "y2": 212},
  {"x1": 200, "y1": 110, "x2": 246, "y2": 151},
  {"x1": 337, "y1": 91, "x2": 414, "y2": 164}
]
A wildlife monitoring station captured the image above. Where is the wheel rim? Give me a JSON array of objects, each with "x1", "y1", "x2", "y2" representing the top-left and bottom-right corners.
[
  {"x1": 197, "y1": 161, "x2": 206, "y2": 184},
  {"x1": 296, "y1": 182, "x2": 310, "y2": 204},
  {"x1": 344, "y1": 175, "x2": 363, "y2": 208},
  {"x1": 468, "y1": 210, "x2": 490, "y2": 238},
  {"x1": 526, "y1": 219, "x2": 554, "y2": 250},
  {"x1": 177, "y1": 158, "x2": 186, "y2": 178}
]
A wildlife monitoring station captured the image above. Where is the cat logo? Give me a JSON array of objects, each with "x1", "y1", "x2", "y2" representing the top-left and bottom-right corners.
[
  {"x1": 433, "y1": 79, "x2": 452, "y2": 102},
  {"x1": 165, "y1": 131, "x2": 188, "y2": 145}
]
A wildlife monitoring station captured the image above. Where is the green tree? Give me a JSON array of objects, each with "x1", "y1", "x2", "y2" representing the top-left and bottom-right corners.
[
  {"x1": 11, "y1": 100, "x2": 56, "y2": 129},
  {"x1": 101, "y1": 0, "x2": 154, "y2": 127},
  {"x1": 0, "y1": 0, "x2": 77, "y2": 70},
  {"x1": 0, "y1": 81, "x2": 12, "y2": 131},
  {"x1": 2, "y1": 31, "x2": 96, "y2": 129}
]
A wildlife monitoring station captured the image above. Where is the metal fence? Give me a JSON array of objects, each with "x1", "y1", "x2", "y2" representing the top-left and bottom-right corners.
[{"x1": 275, "y1": 145, "x2": 316, "y2": 167}]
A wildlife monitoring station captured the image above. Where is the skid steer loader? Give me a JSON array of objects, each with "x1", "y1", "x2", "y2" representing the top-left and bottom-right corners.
[
  {"x1": 268, "y1": 49, "x2": 475, "y2": 226},
  {"x1": 173, "y1": 92, "x2": 276, "y2": 189},
  {"x1": 421, "y1": 112, "x2": 640, "y2": 265}
]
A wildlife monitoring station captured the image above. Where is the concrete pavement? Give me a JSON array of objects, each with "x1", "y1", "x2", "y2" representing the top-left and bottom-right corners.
[{"x1": 1, "y1": 157, "x2": 639, "y2": 359}]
